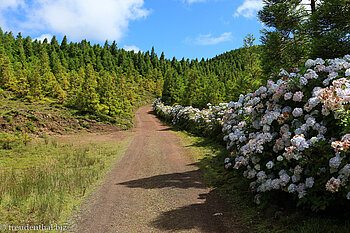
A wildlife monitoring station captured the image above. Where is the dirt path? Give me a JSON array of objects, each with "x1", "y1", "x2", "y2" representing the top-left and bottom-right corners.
[{"x1": 72, "y1": 105, "x2": 245, "y2": 233}]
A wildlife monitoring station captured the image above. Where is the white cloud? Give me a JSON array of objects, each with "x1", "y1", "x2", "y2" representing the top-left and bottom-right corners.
[
  {"x1": 0, "y1": 0, "x2": 24, "y2": 31},
  {"x1": 34, "y1": 34, "x2": 53, "y2": 42},
  {"x1": 234, "y1": 0, "x2": 322, "y2": 19},
  {"x1": 234, "y1": 0, "x2": 263, "y2": 18},
  {"x1": 184, "y1": 0, "x2": 206, "y2": 3},
  {"x1": 123, "y1": 45, "x2": 141, "y2": 52},
  {"x1": 0, "y1": 0, "x2": 24, "y2": 9},
  {"x1": 0, "y1": 0, "x2": 150, "y2": 42},
  {"x1": 190, "y1": 32, "x2": 232, "y2": 45}
]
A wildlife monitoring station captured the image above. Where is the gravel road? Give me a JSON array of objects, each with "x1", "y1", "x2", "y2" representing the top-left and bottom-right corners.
[{"x1": 72, "y1": 105, "x2": 246, "y2": 233}]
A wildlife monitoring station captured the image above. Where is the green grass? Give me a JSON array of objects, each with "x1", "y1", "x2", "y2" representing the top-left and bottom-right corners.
[
  {"x1": 0, "y1": 133, "x2": 133, "y2": 229},
  {"x1": 175, "y1": 130, "x2": 350, "y2": 233}
]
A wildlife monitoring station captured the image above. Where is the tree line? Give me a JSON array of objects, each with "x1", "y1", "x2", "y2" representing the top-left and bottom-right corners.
[
  {"x1": 0, "y1": 30, "x2": 165, "y2": 122},
  {"x1": 0, "y1": 28, "x2": 263, "y2": 117},
  {"x1": 0, "y1": 0, "x2": 347, "y2": 122}
]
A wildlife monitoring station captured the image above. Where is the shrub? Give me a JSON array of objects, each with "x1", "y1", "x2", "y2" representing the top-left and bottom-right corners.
[
  {"x1": 0, "y1": 133, "x2": 32, "y2": 149},
  {"x1": 153, "y1": 55, "x2": 350, "y2": 211},
  {"x1": 153, "y1": 99, "x2": 227, "y2": 140},
  {"x1": 0, "y1": 133, "x2": 18, "y2": 149}
]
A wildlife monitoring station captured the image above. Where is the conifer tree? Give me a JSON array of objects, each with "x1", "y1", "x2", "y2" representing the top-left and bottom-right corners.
[
  {"x1": 0, "y1": 47, "x2": 16, "y2": 90},
  {"x1": 23, "y1": 36, "x2": 34, "y2": 62},
  {"x1": 27, "y1": 60, "x2": 43, "y2": 101},
  {"x1": 76, "y1": 64, "x2": 101, "y2": 113},
  {"x1": 50, "y1": 36, "x2": 60, "y2": 51},
  {"x1": 14, "y1": 33, "x2": 26, "y2": 65},
  {"x1": 308, "y1": 0, "x2": 350, "y2": 58},
  {"x1": 50, "y1": 49, "x2": 69, "y2": 90},
  {"x1": 60, "y1": 36, "x2": 68, "y2": 51},
  {"x1": 162, "y1": 68, "x2": 183, "y2": 104},
  {"x1": 97, "y1": 71, "x2": 116, "y2": 115},
  {"x1": 258, "y1": 0, "x2": 309, "y2": 76},
  {"x1": 13, "y1": 62, "x2": 29, "y2": 97},
  {"x1": 242, "y1": 34, "x2": 262, "y2": 86}
]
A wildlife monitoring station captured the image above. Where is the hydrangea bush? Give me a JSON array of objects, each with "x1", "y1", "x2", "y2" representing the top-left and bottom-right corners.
[
  {"x1": 153, "y1": 55, "x2": 350, "y2": 211},
  {"x1": 153, "y1": 99, "x2": 229, "y2": 138}
]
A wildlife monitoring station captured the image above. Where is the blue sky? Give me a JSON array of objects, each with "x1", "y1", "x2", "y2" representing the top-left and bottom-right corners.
[{"x1": 0, "y1": 0, "x2": 268, "y2": 59}]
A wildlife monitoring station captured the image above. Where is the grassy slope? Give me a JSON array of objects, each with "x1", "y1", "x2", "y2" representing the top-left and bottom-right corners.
[
  {"x1": 0, "y1": 96, "x2": 125, "y2": 137},
  {"x1": 0, "y1": 91, "x2": 154, "y2": 230},
  {"x1": 0, "y1": 132, "x2": 134, "y2": 228},
  {"x1": 0, "y1": 90, "x2": 155, "y2": 137},
  {"x1": 175, "y1": 130, "x2": 350, "y2": 233}
]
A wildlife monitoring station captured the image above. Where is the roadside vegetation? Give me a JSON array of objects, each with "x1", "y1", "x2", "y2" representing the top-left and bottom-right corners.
[
  {"x1": 152, "y1": 1, "x2": 350, "y2": 228},
  {"x1": 176, "y1": 130, "x2": 350, "y2": 233},
  {"x1": 0, "y1": 132, "x2": 133, "y2": 227}
]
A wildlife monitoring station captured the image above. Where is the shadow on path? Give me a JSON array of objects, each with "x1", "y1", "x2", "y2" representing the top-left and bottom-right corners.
[
  {"x1": 117, "y1": 170, "x2": 246, "y2": 233},
  {"x1": 117, "y1": 170, "x2": 206, "y2": 189},
  {"x1": 157, "y1": 128, "x2": 174, "y2": 131},
  {"x1": 150, "y1": 190, "x2": 244, "y2": 233}
]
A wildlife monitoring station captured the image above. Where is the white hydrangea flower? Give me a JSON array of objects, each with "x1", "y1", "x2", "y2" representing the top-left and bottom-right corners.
[
  {"x1": 312, "y1": 87, "x2": 322, "y2": 97},
  {"x1": 280, "y1": 173, "x2": 290, "y2": 185},
  {"x1": 315, "y1": 58, "x2": 325, "y2": 65},
  {"x1": 329, "y1": 155, "x2": 343, "y2": 169},
  {"x1": 339, "y1": 164, "x2": 350, "y2": 177},
  {"x1": 247, "y1": 169, "x2": 257, "y2": 179},
  {"x1": 310, "y1": 137, "x2": 318, "y2": 144},
  {"x1": 293, "y1": 91, "x2": 304, "y2": 102},
  {"x1": 284, "y1": 92, "x2": 293, "y2": 100},
  {"x1": 266, "y1": 161, "x2": 274, "y2": 169},
  {"x1": 292, "y1": 108, "x2": 303, "y2": 117},
  {"x1": 294, "y1": 165, "x2": 303, "y2": 175},
  {"x1": 271, "y1": 179, "x2": 281, "y2": 189},
  {"x1": 346, "y1": 68, "x2": 350, "y2": 77},
  {"x1": 328, "y1": 72, "x2": 339, "y2": 80},
  {"x1": 305, "y1": 177, "x2": 314, "y2": 188},
  {"x1": 292, "y1": 174, "x2": 301, "y2": 183},
  {"x1": 299, "y1": 77, "x2": 308, "y2": 86},
  {"x1": 288, "y1": 184, "x2": 297, "y2": 193},
  {"x1": 254, "y1": 164, "x2": 261, "y2": 171},
  {"x1": 305, "y1": 59, "x2": 316, "y2": 68},
  {"x1": 257, "y1": 171, "x2": 267, "y2": 183},
  {"x1": 323, "y1": 78, "x2": 330, "y2": 86},
  {"x1": 291, "y1": 135, "x2": 309, "y2": 151},
  {"x1": 305, "y1": 69, "x2": 318, "y2": 79}
]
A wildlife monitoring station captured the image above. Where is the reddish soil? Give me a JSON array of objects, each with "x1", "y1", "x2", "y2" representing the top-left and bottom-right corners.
[
  {"x1": 71, "y1": 105, "x2": 246, "y2": 233},
  {"x1": 52, "y1": 131, "x2": 130, "y2": 145},
  {"x1": 0, "y1": 109, "x2": 121, "y2": 136}
]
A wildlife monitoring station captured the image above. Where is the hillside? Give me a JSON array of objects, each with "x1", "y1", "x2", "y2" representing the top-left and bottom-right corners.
[{"x1": 0, "y1": 30, "x2": 263, "y2": 115}]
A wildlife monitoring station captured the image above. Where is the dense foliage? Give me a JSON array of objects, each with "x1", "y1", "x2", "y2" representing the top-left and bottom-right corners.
[
  {"x1": 258, "y1": 0, "x2": 350, "y2": 78},
  {"x1": 154, "y1": 55, "x2": 350, "y2": 211},
  {"x1": 308, "y1": 0, "x2": 350, "y2": 59},
  {"x1": 0, "y1": 30, "x2": 164, "y2": 123},
  {"x1": 161, "y1": 39, "x2": 263, "y2": 108},
  {"x1": 0, "y1": 29, "x2": 263, "y2": 123}
]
